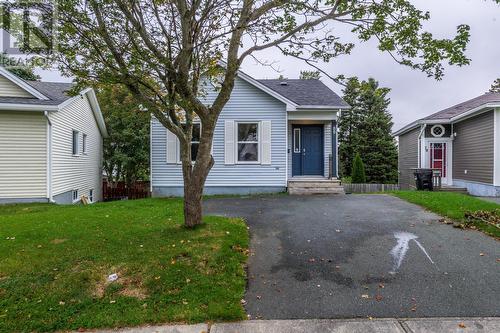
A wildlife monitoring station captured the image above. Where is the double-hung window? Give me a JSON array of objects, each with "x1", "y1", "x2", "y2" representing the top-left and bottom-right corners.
[
  {"x1": 237, "y1": 123, "x2": 259, "y2": 162},
  {"x1": 181, "y1": 123, "x2": 201, "y2": 161},
  {"x1": 72, "y1": 130, "x2": 79, "y2": 155}
]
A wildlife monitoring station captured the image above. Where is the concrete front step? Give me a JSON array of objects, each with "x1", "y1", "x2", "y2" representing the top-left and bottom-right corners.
[
  {"x1": 437, "y1": 187, "x2": 468, "y2": 194},
  {"x1": 289, "y1": 188, "x2": 345, "y2": 195},
  {"x1": 289, "y1": 182, "x2": 342, "y2": 188},
  {"x1": 288, "y1": 179, "x2": 345, "y2": 195}
]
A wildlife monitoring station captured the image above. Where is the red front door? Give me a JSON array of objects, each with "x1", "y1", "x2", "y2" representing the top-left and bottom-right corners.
[{"x1": 429, "y1": 142, "x2": 446, "y2": 178}]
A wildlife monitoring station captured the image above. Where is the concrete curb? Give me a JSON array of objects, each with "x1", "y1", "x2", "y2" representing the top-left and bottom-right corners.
[{"x1": 89, "y1": 318, "x2": 500, "y2": 333}]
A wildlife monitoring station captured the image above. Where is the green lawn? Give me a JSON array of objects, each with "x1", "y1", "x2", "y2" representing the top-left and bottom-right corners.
[
  {"x1": 392, "y1": 191, "x2": 500, "y2": 237},
  {"x1": 0, "y1": 198, "x2": 249, "y2": 332}
]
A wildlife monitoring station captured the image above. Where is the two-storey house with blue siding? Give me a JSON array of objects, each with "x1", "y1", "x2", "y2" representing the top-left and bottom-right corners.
[{"x1": 151, "y1": 69, "x2": 349, "y2": 196}]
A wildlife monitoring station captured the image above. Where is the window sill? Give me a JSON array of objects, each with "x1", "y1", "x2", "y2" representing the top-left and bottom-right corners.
[{"x1": 235, "y1": 161, "x2": 261, "y2": 165}]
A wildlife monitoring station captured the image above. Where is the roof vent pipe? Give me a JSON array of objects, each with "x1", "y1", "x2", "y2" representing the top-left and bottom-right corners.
[{"x1": 280, "y1": 81, "x2": 288, "y2": 86}]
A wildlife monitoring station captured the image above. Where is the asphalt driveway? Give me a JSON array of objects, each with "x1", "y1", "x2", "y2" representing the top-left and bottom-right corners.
[{"x1": 204, "y1": 194, "x2": 500, "y2": 319}]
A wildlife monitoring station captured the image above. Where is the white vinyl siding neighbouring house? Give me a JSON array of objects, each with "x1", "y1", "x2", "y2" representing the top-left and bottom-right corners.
[
  {"x1": 50, "y1": 95, "x2": 103, "y2": 202},
  {"x1": 0, "y1": 75, "x2": 35, "y2": 98},
  {"x1": 0, "y1": 112, "x2": 47, "y2": 198}
]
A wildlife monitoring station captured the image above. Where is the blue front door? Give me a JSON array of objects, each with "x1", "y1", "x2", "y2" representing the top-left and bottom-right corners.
[{"x1": 292, "y1": 125, "x2": 324, "y2": 176}]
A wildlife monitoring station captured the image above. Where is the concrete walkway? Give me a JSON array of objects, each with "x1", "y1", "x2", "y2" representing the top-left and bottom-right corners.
[{"x1": 94, "y1": 318, "x2": 500, "y2": 333}]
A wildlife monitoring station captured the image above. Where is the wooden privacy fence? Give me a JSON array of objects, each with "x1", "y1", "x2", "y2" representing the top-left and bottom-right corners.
[
  {"x1": 103, "y1": 181, "x2": 151, "y2": 201},
  {"x1": 344, "y1": 183, "x2": 400, "y2": 193}
]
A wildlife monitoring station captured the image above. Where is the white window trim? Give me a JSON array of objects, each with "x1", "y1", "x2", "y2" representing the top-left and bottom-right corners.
[
  {"x1": 176, "y1": 122, "x2": 202, "y2": 164},
  {"x1": 430, "y1": 124, "x2": 445, "y2": 138},
  {"x1": 72, "y1": 130, "x2": 80, "y2": 156},
  {"x1": 423, "y1": 137, "x2": 453, "y2": 185},
  {"x1": 72, "y1": 189, "x2": 79, "y2": 203},
  {"x1": 82, "y1": 133, "x2": 88, "y2": 154},
  {"x1": 235, "y1": 121, "x2": 261, "y2": 164}
]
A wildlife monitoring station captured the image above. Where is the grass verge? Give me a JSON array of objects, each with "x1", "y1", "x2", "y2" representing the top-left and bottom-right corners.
[
  {"x1": 0, "y1": 198, "x2": 249, "y2": 332},
  {"x1": 392, "y1": 191, "x2": 500, "y2": 238}
]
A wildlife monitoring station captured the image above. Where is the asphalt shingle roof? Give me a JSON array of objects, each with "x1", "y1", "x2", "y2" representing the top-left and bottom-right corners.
[
  {"x1": 424, "y1": 92, "x2": 500, "y2": 120},
  {"x1": 0, "y1": 81, "x2": 74, "y2": 105},
  {"x1": 395, "y1": 92, "x2": 500, "y2": 136},
  {"x1": 258, "y1": 79, "x2": 349, "y2": 107}
]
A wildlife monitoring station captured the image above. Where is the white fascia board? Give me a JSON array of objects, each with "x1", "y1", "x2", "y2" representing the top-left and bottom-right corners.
[
  {"x1": 0, "y1": 66, "x2": 49, "y2": 100},
  {"x1": 393, "y1": 121, "x2": 421, "y2": 137},
  {"x1": 83, "y1": 88, "x2": 109, "y2": 138},
  {"x1": 393, "y1": 119, "x2": 451, "y2": 137},
  {"x1": 450, "y1": 103, "x2": 500, "y2": 123},
  {"x1": 236, "y1": 70, "x2": 298, "y2": 108},
  {"x1": 288, "y1": 110, "x2": 338, "y2": 121},
  {"x1": 0, "y1": 103, "x2": 58, "y2": 111},
  {"x1": 295, "y1": 105, "x2": 350, "y2": 110}
]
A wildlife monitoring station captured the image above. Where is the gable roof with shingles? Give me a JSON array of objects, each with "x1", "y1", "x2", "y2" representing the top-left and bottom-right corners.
[
  {"x1": 424, "y1": 92, "x2": 500, "y2": 120},
  {"x1": 257, "y1": 79, "x2": 349, "y2": 108},
  {"x1": 394, "y1": 92, "x2": 500, "y2": 136},
  {"x1": 0, "y1": 80, "x2": 75, "y2": 105}
]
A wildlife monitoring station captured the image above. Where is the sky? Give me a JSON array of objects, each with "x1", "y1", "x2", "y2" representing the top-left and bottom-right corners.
[{"x1": 37, "y1": 0, "x2": 499, "y2": 132}]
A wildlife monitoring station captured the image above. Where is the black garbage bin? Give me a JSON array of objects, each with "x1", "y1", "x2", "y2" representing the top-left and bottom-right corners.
[{"x1": 414, "y1": 168, "x2": 434, "y2": 191}]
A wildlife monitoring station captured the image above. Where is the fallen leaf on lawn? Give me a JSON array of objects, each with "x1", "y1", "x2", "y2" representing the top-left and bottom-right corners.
[
  {"x1": 375, "y1": 295, "x2": 383, "y2": 301},
  {"x1": 256, "y1": 295, "x2": 261, "y2": 300},
  {"x1": 379, "y1": 283, "x2": 385, "y2": 289},
  {"x1": 182, "y1": 301, "x2": 188, "y2": 305},
  {"x1": 59, "y1": 301, "x2": 65, "y2": 305},
  {"x1": 458, "y1": 323, "x2": 466, "y2": 328},
  {"x1": 110, "y1": 300, "x2": 116, "y2": 304},
  {"x1": 240, "y1": 299, "x2": 246, "y2": 305},
  {"x1": 361, "y1": 294, "x2": 370, "y2": 299},
  {"x1": 480, "y1": 253, "x2": 485, "y2": 256},
  {"x1": 185, "y1": 278, "x2": 190, "y2": 283}
]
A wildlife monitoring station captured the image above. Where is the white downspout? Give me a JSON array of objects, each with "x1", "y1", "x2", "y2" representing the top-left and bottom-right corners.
[
  {"x1": 44, "y1": 111, "x2": 55, "y2": 203},
  {"x1": 417, "y1": 124, "x2": 426, "y2": 168}
]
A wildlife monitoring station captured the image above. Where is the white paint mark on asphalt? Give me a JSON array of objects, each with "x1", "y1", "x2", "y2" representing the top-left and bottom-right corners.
[{"x1": 389, "y1": 232, "x2": 435, "y2": 274}]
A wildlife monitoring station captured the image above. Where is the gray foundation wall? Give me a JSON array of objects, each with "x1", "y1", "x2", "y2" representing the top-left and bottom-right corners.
[
  {"x1": 0, "y1": 197, "x2": 48, "y2": 204},
  {"x1": 153, "y1": 186, "x2": 286, "y2": 197}
]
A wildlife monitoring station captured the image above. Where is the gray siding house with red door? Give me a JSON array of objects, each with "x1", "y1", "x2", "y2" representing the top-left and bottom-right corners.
[{"x1": 394, "y1": 92, "x2": 500, "y2": 197}]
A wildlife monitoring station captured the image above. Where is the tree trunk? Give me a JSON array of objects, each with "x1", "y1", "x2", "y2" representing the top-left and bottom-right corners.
[
  {"x1": 183, "y1": 178, "x2": 203, "y2": 228},
  {"x1": 180, "y1": 122, "x2": 216, "y2": 228}
]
